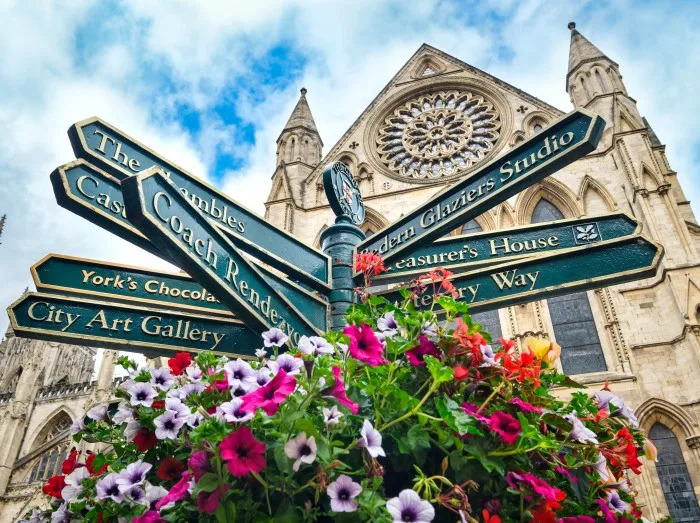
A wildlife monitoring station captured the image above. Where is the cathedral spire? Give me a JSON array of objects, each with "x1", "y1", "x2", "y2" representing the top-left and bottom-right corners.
[
  {"x1": 0, "y1": 214, "x2": 5, "y2": 245},
  {"x1": 276, "y1": 88, "x2": 323, "y2": 167},
  {"x1": 279, "y1": 87, "x2": 322, "y2": 141},
  {"x1": 567, "y1": 22, "x2": 615, "y2": 77}
]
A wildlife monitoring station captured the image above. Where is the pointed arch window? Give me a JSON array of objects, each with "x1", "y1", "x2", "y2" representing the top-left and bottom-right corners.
[
  {"x1": 531, "y1": 199, "x2": 606, "y2": 374},
  {"x1": 595, "y1": 69, "x2": 606, "y2": 94},
  {"x1": 649, "y1": 423, "x2": 700, "y2": 521},
  {"x1": 290, "y1": 138, "x2": 296, "y2": 162}
]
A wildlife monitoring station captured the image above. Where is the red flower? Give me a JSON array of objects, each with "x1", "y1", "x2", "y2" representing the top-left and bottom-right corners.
[
  {"x1": 344, "y1": 324, "x2": 387, "y2": 366},
  {"x1": 152, "y1": 400, "x2": 165, "y2": 409},
  {"x1": 61, "y1": 450, "x2": 80, "y2": 474},
  {"x1": 420, "y1": 267, "x2": 459, "y2": 297},
  {"x1": 324, "y1": 366, "x2": 359, "y2": 414},
  {"x1": 488, "y1": 411, "x2": 521, "y2": 445},
  {"x1": 483, "y1": 509, "x2": 502, "y2": 523},
  {"x1": 220, "y1": 426, "x2": 266, "y2": 477},
  {"x1": 42, "y1": 475, "x2": 66, "y2": 498},
  {"x1": 188, "y1": 450, "x2": 213, "y2": 481},
  {"x1": 499, "y1": 337, "x2": 516, "y2": 351},
  {"x1": 158, "y1": 457, "x2": 185, "y2": 481},
  {"x1": 558, "y1": 517, "x2": 595, "y2": 523},
  {"x1": 86, "y1": 453, "x2": 107, "y2": 475},
  {"x1": 453, "y1": 365, "x2": 469, "y2": 381},
  {"x1": 168, "y1": 352, "x2": 192, "y2": 376},
  {"x1": 197, "y1": 485, "x2": 230, "y2": 513},
  {"x1": 354, "y1": 252, "x2": 387, "y2": 276},
  {"x1": 133, "y1": 429, "x2": 158, "y2": 451},
  {"x1": 241, "y1": 369, "x2": 297, "y2": 416},
  {"x1": 406, "y1": 336, "x2": 440, "y2": 366},
  {"x1": 603, "y1": 427, "x2": 643, "y2": 475},
  {"x1": 501, "y1": 350, "x2": 542, "y2": 389}
]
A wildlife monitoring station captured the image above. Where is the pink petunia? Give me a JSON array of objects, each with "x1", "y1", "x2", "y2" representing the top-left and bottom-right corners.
[
  {"x1": 188, "y1": 450, "x2": 213, "y2": 482},
  {"x1": 510, "y1": 397, "x2": 542, "y2": 413},
  {"x1": 219, "y1": 427, "x2": 266, "y2": 477},
  {"x1": 155, "y1": 471, "x2": 192, "y2": 509},
  {"x1": 405, "y1": 336, "x2": 440, "y2": 367},
  {"x1": 462, "y1": 402, "x2": 490, "y2": 424},
  {"x1": 489, "y1": 411, "x2": 521, "y2": 445},
  {"x1": 506, "y1": 471, "x2": 566, "y2": 502},
  {"x1": 343, "y1": 324, "x2": 387, "y2": 366},
  {"x1": 240, "y1": 369, "x2": 297, "y2": 416},
  {"x1": 324, "y1": 366, "x2": 359, "y2": 414},
  {"x1": 197, "y1": 485, "x2": 230, "y2": 514},
  {"x1": 133, "y1": 511, "x2": 166, "y2": 523}
]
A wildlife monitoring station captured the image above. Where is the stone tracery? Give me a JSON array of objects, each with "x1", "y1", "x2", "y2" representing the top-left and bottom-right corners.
[{"x1": 376, "y1": 90, "x2": 501, "y2": 180}]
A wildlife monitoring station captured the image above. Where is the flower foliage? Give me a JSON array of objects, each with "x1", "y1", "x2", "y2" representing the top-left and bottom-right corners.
[{"x1": 27, "y1": 260, "x2": 655, "y2": 522}]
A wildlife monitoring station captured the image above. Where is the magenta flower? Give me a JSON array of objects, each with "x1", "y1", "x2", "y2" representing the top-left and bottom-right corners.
[
  {"x1": 405, "y1": 336, "x2": 440, "y2": 366},
  {"x1": 327, "y1": 474, "x2": 362, "y2": 513},
  {"x1": 558, "y1": 518, "x2": 595, "y2": 523},
  {"x1": 462, "y1": 402, "x2": 490, "y2": 423},
  {"x1": 510, "y1": 398, "x2": 542, "y2": 413},
  {"x1": 343, "y1": 324, "x2": 387, "y2": 366},
  {"x1": 133, "y1": 511, "x2": 166, "y2": 523},
  {"x1": 488, "y1": 411, "x2": 521, "y2": 445},
  {"x1": 219, "y1": 426, "x2": 266, "y2": 477},
  {"x1": 188, "y1": 450, "x2": 213, "y2": 482},
  {"x1": 155, "y1": 471, "x2": 192, "y2": 509},
  {"x1": 506, "y1": 472, "x2": 565, "y2": 502},
  {"x1": 324, "y1": 366, "x2": 359, "y2": 414},
  {"x1": 197, "y1": 485, "x2": 229, "y2": 514},
  {"x1": 240, "y1": 369, "x2": 297, "y2": 416}
]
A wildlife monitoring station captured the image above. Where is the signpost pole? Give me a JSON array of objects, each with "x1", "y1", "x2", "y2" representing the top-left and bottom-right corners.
[
  {"x1": 321, "y1": 216, "x2": 364, "y2": 329},
  {"x1": 321, "y1": 162, "x2": 366, "y2": 329}
]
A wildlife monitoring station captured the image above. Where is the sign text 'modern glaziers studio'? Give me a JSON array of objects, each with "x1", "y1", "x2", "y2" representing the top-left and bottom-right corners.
[{"x1": 357, "y1": 109, "x2": 605, "y2": 265}]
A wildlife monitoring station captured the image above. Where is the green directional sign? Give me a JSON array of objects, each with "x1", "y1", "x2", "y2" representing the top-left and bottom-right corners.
[
  {"x1": 370, "y1": 212, "x2": 640, "y2": 285},
  {"x1": 68, "y1": 116, "x2": 331, "y2": 292},
  {"x1": 376, "y1": 235, "x2": 663, "y2": 315},
  {"x1": 31, "y1": 254, "x2": 329, "y2": 331},
  {"x1": 49, "y1": 161, "x2": 328, "y2": 331},
  {"x1": 356, "y1": 109, "x2": 605, "y2": 264},
  {"x1": 8, "y1": 292, "x2": 260, "y2": 358},
  {"x1": 122, "y1": 168, "x2": 321, "y2": 343}
]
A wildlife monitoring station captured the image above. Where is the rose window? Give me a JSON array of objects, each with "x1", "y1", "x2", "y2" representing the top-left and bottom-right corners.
[{"x1": 376, "y1": 90, "x2": 501, "y2": 179}]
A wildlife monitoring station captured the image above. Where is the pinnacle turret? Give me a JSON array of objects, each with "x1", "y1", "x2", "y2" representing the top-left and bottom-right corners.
[
  {"x1": 567, "y1": 22, "x2": 616, "y2": 77},
  {"x1": 279, "y1": 88, "x2": 322, "y2": 144}
]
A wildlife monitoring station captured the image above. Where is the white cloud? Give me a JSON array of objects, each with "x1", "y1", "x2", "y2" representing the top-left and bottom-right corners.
[{"x1": 1, "y1": 0, "x2": 699, "y2": 351}]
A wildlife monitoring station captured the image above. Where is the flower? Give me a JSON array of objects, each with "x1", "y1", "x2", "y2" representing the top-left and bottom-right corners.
[
  {"x1": 156, "y1": 471, "x2": 192, "y2": 509},
  {"x1": 267, "y1": 353, "x2": 304, "y2": 376},
  {"x1": 594, "y1": 453, "x2": 613, "y2": 483},
  {"x1": 145, "y1": 484, "x2": 168, "y2": 509},
  {"x1": 42, "y1": 475, "x2": 66, "y2": 498},
  {"x1": 284, "y1": 432, "x2": 317, "y2": 472},
  {"x1": 220, "y1": 426, "x2": 266, "y2": 477},
  {"x1": 324, "y1": 366, "x2": 359, "y2": 414},
  {"x1": 558, "y1": 517, "x2": 595, "y2": 523},
  {"x1": 154, "y1": 410, "x2": 186, "y2": 440},
  {"x1": 523, "y1": 336, "x2": 560, "y2": 364},
  {"x1": 61, "y1": 466, "x2": 90, "y2": 501},
  {"x1": 462, "y1": 402, "x2": 490, "y2": 423},
  {"x1": 96, "y1": 473, "x2": 124, "y2": 502},
  {"x1": 506, "y1": 472, "x2": 566, "y2": 502},
  {"x1": 298, "y1": 335, "x2": 335, "y2": 356},
  {"x1": 594, "y1": 390, "x2": 639, "y2": 428},
  {"x1": 61, "y1": 450, "x2": 79, "y2": 474},
  {"x1": 323, "y1": 405, "x2": 343, "y2": 425},
  {"x1": 354, "y1": 252, "x2": 387, "y2": 276},
  {"x1": 422, "y1": 321, "x2": 438, "y2": 339},
  {"x1": 386, "y1": 489, "x2": 435, "y2": 522},
  {"x1": 87, "y1": 403, "x2": 109, "y2": 422},
  {"x1": 607, "y1": 491, "x2": 630, "y2": 514},
  {"x1": 185, "y1": 364, "x2": 203, "y2": 381},
  {"x1": 344, "y1": 324, "x2": 387, "y2": 366},
  {"x1": 133, "y1": 511, "x2": 166, "y2": 523},
  {"x1": 168, "y1": 352, "x2": 192, "y2": 376},
  {"x1": 643, "y1": 438, "x2": 658, "y2": 461},
  {"x1": 188, "y1": 450, "x2": 213, "y2": 481},
  {"x1": 27, "y1": 509, "x2": 48, "y2": 523},
  {"x1": 133, "y1": 429, "x2": 158, "y2": 451},
  {"x1": 157, "y1": 458, "x2": 185, "y2": 481},
  {"x1": 406, "y1": 336, "x2": 440, "y2": 366},
  {"x1": 358, "y1": 419, "x2": 385, "y2": 458},
  {"x1": 124, "y1": 484, "x2": 146, "y2": 504},
  {"x1": 453, "y1": 365, "x2": 469, "y2": 381},
  {"x1": 128, "y1": 382, "x2": 158, "y2": 408},
  {"x1": 482, "y1": 510, "x2": 501, "y2": 523},
  {"x1": 50, "y1": 504, "x2": 72, "y2": 523},
  {"x1": 253, "y1": 368, "x2": 272, "y2": 387},
  {"x1": 70, "y1": 418, "x2": 85, "y2": 435},
  {"x1": 164, "y1": 397, "x2": 190, "y2": 420},
  {"x1": 219, "y1": 397, "x2": 254, "y2": 423},
  {"x1": 327, "y1": 474, "x2": 362, "y2": 513},
  {"x1": 255, "y1": 348, "x2": 267, "y2": 358},
  {"x1": 224, "y1": 358, "x2": 257, "y2": 390},
  {"x1": 198, "y1": 485, "x2": 230, "y2": 514},
  {"x1": 86, "y1": 452, "x2": 107, "y2": 476},
  {"x1": 262, "y1": 327, "x2": 288, "y2": 347},
  {"x1": 241, "y1": 368, "x2": 297, "y2": 416},
  {"x1": 187, "y1": 412, "x2": 203, "y2": 428},
  {"x1": 479, "y1": 344, "x2": 499, "y2": 367},
  {"x1": 377, "y1": 311, "x2": 399, "y2": 335},
  {"x1": 564, "y1": 412, "x2": 598, "y2": 444},
  {"x1": 510, "y1": 397, "x2": 542, "y2": 413},
  {"x1": 116, "y1": 460, "x2": 152, "y2": 493},
  {"x1": 150, "y1": 367, "x2": 174, "y2": 389},
  {"x1": 113, "y1": 402, "x2": 134, "y2": 425},
  {"x1": 488, "y1": 411, "x2": 521, "y2": 445}
]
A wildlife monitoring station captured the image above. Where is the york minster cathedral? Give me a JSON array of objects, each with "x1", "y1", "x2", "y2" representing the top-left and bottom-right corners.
[{"x1": 2, "y1": 24, "x2": 700, "y2": 522}]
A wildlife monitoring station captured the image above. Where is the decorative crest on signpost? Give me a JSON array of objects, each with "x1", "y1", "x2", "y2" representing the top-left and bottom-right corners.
[{"x1": 323, "y1": 161, "x2": 365, "y2": 225}]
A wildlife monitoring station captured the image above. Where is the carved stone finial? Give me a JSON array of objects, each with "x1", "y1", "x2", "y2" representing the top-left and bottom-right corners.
[
  {"x1": 568, "y1": 21, "x2": 576, "y2": 30},
  {"x1": 300, "y1": 87, "x2": 307, "y2": 96}
]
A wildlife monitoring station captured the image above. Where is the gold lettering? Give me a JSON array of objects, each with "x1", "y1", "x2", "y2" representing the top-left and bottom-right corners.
[{"x1": 76, "y1": 175, "x2": 98, "y2": 199}]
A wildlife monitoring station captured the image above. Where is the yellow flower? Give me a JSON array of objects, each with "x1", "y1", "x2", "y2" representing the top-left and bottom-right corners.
[
  {"x1": 545, "y1": 341, "x2": 561, "y2": 364},
  {"x1": 643, "y1": 438, "x2": 658, "y2": 461},
  {"x1": 524, "y1": 337, "x2": 561, "y2": 364}
]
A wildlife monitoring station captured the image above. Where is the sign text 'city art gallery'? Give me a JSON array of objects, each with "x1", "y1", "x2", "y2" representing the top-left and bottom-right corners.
[
  {"x1": 356, "y1": 109, "x2": 605, "y2": 265},
  {"x1": 69, "y1": 117, "x2": 331, "y2": 291},
  {"x1": 122, "y1": 168, "x2": 321, "y2": 344}
]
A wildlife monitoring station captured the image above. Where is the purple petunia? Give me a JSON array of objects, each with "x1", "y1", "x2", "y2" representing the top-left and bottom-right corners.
[
  {"x1": 298, "y1": 335, "x2": 335, "y2": 356},
  {"x1": 595, "y1": 390, "x2": 639, "y2": 428},
  {"x1": 128, "y1": 382, "x2": 158, "y2": 408},
  {"x1": 150, "y1": 367, "x2": 174, "y2": 390},
  {"x1": 165, "y1": 398, "x2": 191, "y2": 421},
  {"x1": 124, "y1": 485, "x2": 146, "y2": 505},
  {"x1": 61, "y1": 467, "x2": 90, "y2": 501},
  {"x1": 377, "y1": 311, "x2": 399, "y2": 336},
  {"x1": 323, "y1": 406, "x2": 343, "y2": 425},
  {"x1": 254, "y1": 368, "x2": 272, "y2": 388},
  {"x1": 564, "y1": 411, "x2": 598, "y2": 444},
  {"x1": 219, "y1": 398, "x2": 254, "y2": 423},
  {"x1": 96, "y1": 473, "x2": 124, "y2": 502},
  {"x1": 267, "y1": 354, "x2": 304, "y2": 376},
  {"x1": 262, "y1": 327, "x2": 288, "y2": 348},
  {"x1": 224, "y1": 359, "x2": 256, "y2": 391},
  {"x1": 116, "y1": 460, "x2": 152, "y2": 493},
  {"x1": 386, "y1": 489, "x2": 435, "y2": 522},
  {"x1": 358, "y1": 419, "x2": 385, "y2": 458},
  {"x1": 86, "y1": 404, "x2": 109, "y2": 422},
  {"x1": 154, "y1": 410, "x2": 186, "y2": 440},
  {"x1": 607, "y1": 491, "x2": 630, "y2": 513},
  {"x1": 327, "y1": 474, "x2": 362, "y2": 513},
  {"x1": 284, "y1": 432, "x2": 317, "y2": 472},
  {"x1": 479, "y1": 344, "x2": 499, "y2": 367}
]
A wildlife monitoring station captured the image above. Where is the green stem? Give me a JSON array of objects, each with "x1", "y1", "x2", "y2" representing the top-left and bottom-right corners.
[
  {"x1": 476, "y1": 382, "x2": 506, "y2": 415},
  {"x1": 417, "y1": 412, "x2": 442, "y2": 422},
  {"x1": 488, "y1": 443, "x2": 544, "y2": 457},
  {"x1": 379, "y1": 381, "x2": 439, "y2": 432}
]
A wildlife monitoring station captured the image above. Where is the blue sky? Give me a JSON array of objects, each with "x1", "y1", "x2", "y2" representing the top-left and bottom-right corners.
[{"x1": 1, "y1": 0, "x2": 700, "y2": 336}]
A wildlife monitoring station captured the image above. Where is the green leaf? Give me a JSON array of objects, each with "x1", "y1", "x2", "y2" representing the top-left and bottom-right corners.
[
  {"x1": 464, "y1": 445, "x2": 505, "y2": 475},
  {"x1": 424, "y1": 356, "x2": 453, "y2": 384},
  {"x1": 407, "y1": 424, "x2": 431, "y2": 451},
  {"x1": 435, "y1": 396, "x2": 483, "y2": 436},
  {"x1": 196, "y1": 472, "x2": 219, "y2": 493},
  {"x1": 555, "y1": 375, "x2": 587, "y2": 389}
]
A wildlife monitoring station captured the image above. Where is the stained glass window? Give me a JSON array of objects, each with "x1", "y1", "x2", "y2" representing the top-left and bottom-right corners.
[
  {"x1": 649, "y1": 423, "x2": 700, "y2": 522},
  {"x1": 531, "y1": 199, "x2": 606, "y2": 374}
]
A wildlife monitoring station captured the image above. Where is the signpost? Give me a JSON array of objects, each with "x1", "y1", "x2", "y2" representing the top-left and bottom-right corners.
[
  {"x1": 122, "y1": 168, "x2": 321, "y2": 344},
  {"x1": 31, "y1": 254, "x2": 329, "y2": 331},
  {"x1": 376, "y1": 235, "x2": 663, "y2": 315},
  {"x1": 8, "y1": 293, "x2": 260, "y2": 358},
  {"x1": 371, "y1": 212, "x2": 640, "y2": 285},
  {"x1": 356, "y1": 109, "x2": 605, "y2": 264},
  {"x1": 49, "y1": 160, "x2": 327, "y2": 331},
  {"x1": 68, "y1": 117, "x2": 331, "y2": 292}
]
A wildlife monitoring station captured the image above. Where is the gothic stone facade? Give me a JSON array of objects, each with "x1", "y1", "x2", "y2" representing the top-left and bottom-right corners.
[{"x1": 1, "y1": 24, "x2": 700, "y2": 521}]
